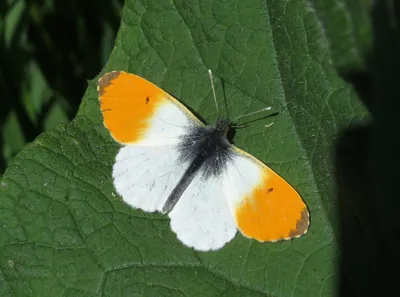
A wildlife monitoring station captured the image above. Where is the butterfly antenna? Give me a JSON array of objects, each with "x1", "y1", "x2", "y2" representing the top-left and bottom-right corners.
[
  {"x1": 208, "y1": 69, "x2": 219, "y2": 115},
  {"x1": 232, "y1": 106, "x2": 272, "y2": 121}
]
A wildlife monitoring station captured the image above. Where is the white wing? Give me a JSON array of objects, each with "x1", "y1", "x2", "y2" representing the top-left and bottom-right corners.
[
  {"x1": 135, "y1": 97, "x2": 201, "y2": 146},
  {"x1": 112, "y1": 101, "x2": 201, "y2": 212},
  {"x1": 168, "y1": 171, "x2": 237, "y2": 251},
  {"x1": 113, "y1": 146, "x2": 186, "y2": 212}
]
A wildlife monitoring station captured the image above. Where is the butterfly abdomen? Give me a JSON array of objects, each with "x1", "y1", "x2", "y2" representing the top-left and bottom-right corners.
[{"x1": 163, "y1": 126, "x2": 231, "y2": 212}]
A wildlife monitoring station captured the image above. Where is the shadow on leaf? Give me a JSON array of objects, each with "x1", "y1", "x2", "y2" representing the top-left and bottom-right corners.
[{"x1": 336, "y1": 2, "x2": 400, "y2": 296}]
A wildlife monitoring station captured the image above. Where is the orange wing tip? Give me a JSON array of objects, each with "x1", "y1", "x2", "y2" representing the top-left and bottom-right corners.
[
  {"x1": 282, "y1": 208, "x2": 310, "y2": 241},
  {"x1": 235, "y1": 169, "x2": 310, "y2": 243},
  {"x1": 263, "y1": 208, "x2": 310, "y2": 243},
  {"x1": 96, "y1": 70, "x2": 175, "y2": 144},
  {"x1": 97, "y1": 71, "x2": 125, "y2": 96},
  {"x1": 236, "y1": 206, "x2": 310, "y2": 243}
]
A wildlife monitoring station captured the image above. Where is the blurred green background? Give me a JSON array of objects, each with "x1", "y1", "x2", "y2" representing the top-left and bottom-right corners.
[{"x1": 0, "y1": 0, "x2": 124, "y2": 173}]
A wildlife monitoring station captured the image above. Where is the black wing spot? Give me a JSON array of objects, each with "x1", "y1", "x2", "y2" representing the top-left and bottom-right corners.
[
  {"x1": 145, "y1": 97, "x2": 150, "y2": 104},
  {"x1": 267, "y1": 188, "x2": 274, "y2": 193}
]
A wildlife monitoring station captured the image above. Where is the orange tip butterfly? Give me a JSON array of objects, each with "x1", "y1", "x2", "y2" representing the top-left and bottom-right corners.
[{"x1": 97, "y1": 70, "x2": 309, "y2": 251}]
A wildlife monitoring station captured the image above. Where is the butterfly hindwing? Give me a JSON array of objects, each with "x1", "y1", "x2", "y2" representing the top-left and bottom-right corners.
[
  {"x1": 113, "y1": 145, "x2": 191, "y2": 212},
  {"x1": 168, "y1": 168, "x2": 237, "y2": 251}
]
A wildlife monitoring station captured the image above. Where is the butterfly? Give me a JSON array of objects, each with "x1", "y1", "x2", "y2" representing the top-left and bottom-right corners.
[{"x1": 97, "y1": 70, "x2": 309, "y2": 251}]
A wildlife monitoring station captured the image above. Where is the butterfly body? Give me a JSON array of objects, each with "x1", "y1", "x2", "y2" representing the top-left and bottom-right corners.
[
  {"x1": 163, "y1": 118, "x2": 232, "y2": 213},
  {"x1": 97, "y1": 71, "x2": 309, "y2": 251}
]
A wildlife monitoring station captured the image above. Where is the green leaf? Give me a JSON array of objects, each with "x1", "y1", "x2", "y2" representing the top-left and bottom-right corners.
[{"x1": 0, "y1": 0, "x2": 369, "y2": 296}]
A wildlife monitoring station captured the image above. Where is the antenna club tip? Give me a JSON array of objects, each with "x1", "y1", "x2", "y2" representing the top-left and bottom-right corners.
[{"x1": 265, "y1": 106, "x2": 272, "y2": 111}]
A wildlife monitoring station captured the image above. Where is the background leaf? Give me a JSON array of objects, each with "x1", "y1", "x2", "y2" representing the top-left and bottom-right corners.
[{"x1": 0, "y1": 0, "x2": 371, "y2": 296}]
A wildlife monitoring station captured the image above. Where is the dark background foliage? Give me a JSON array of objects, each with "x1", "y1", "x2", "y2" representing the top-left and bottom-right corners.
[
  {"x1": 0, "y1": 0, "x2": 124, "y2": 173},
  {"x1": 337, "y1": 1, "x2": 400, "y2": 296}
]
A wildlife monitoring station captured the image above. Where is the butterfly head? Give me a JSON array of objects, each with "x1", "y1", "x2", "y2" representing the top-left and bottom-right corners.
[{"x1": 214, "y1": 118, "x2": 230, "y2": 135}]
